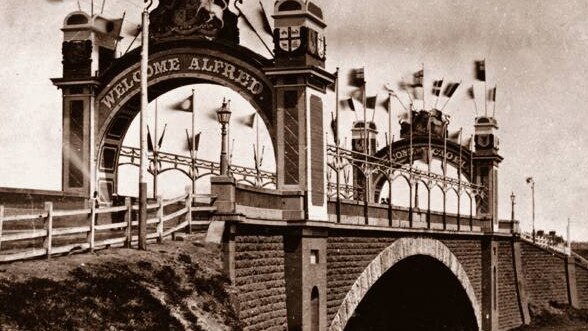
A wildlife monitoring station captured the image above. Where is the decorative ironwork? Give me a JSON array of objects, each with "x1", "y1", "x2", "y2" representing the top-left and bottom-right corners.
[
  {"x1": 326, "y1": 144, "x2": 486, "y2": 201},
  {"x1": 118, "y1": 146, "x2": 276, "y2": 188}
]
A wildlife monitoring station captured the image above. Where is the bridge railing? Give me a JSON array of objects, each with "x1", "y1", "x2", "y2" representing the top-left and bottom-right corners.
[{"x1": 0, "y1": 189, "x2": 214, "y2": 263}]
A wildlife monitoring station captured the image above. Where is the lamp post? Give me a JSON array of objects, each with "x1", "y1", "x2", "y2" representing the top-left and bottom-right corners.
[
  {"x1": 510, "y1": 192, "x2": 516, "y2": 222},
  {"x1": 217, "y1": 99, "x2": 232, "y2": 176},
  {"x1": 526, "y1": 177, "x2": 535, "y2": 243}
]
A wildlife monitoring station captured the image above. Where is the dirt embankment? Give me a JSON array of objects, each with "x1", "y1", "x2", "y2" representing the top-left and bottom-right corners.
[
  {"x1": 0, "y1": 234, "x2": 241, "y2": 331},
  {"x1": 511, "y1": 302, "x2": 588, "y2": 331}
]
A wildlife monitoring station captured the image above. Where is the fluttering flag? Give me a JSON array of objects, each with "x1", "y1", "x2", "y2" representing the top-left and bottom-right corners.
[
  {"x1": 171, "y1": 96, "x2": 193, "y2": 111},
  {"x1": 463, "y1": 135, "x2": 473, "y2": 148},
  {"x1": 348, "y1": 68, "x2": 365, "y2": 87},
  {"x1": 398, "y1": 111, "x2": 410, "y2": 124},
  {"x1": 448, "y1": 129, "x2": 462, "y2": 143},
  {"x1": 413, "y1": 87, "x2": 424, "y2": 100},
  {"x1": 345, "y1": 98, "x2": 356, "y2": 111},
  {"x1": 157, "y1": 124, "x2": 167, "y2": 150},
  {"x1": 488, "y1": 86, "x2": 496, "y2": 102},
  {"x1": 467, "y1": 86, "x2": 475, "y2": 99},
  {"x1": 241, "y1": 113, "x2": 256, "y2": 127},
  {"x1": 379, "y1": 96, "x2": 391, "y2": 111},
  {"x1": 475, "y1": 60, "x2": 486, "y2": 81},
  {"x1": 330, "y1": 112, "x2": 338, "y2": 143},
  {"x1": 186, "y1": 130, "x2": 201, "y2": 152},
  {"x1": 443, "y1": 82, "x2": 460, "y2": 98},
  {"x1": 259, "y1": 1, "x2": 273, "y2": 35},
  {"x1": 412, "y1": 69, "x2": 424, "y2": 87},
  {"x1": 432, "y1": 79, "x2": 443, "y2": 96},
  {"x1": 147, "y1": 125, "x2": 155, "y2": 152},
  {"x1": 108, "y1": 18, "x2": 124, "y2": 38},
  {"x1": 366, "y1": 96, "x2": 377, "y2": 109}
]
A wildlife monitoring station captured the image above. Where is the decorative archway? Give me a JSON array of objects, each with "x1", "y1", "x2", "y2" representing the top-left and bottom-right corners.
[
  {"x1": 328, "y1": 237, "x2": 481, "y2": 331},
  {"x1": 94, "y1": 39, "x2": 275, "y2": 200}
]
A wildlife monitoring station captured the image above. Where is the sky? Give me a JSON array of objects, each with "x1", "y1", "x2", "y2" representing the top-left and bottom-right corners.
[{"x1": 0, "y1": 0, "x2": 586, "y2": 240}]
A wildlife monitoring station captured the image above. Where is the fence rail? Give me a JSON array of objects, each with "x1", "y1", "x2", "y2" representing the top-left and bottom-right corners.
[{"x1": 0, "y1": 189, "x2": 215, "y2": 263}]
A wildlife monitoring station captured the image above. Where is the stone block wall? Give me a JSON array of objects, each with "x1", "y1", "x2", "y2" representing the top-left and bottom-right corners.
[
  {"x1": 521, "y1": 242, "x2": 568, "y2": 306},
  {"x1": 326, "y1": 233, "x2": 397, "y2": 323},
  {"x1": 497, "y1": 241, "x2": 523, "y2": 330},
  {"x1": 441, "y1": 239, "x2": 483, "y2": 309},
  {"x1": 576, "y1": 260, "x2": 588, "y2": 309},
  {"x1": 234, "y1": 234, "x2": 288, "y2": 331}
]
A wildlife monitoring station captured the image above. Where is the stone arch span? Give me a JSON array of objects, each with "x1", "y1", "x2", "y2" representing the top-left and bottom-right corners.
[
  {"x1": 328, "y1": 237, "x2": 481, "y2": 331},
  {"x1": 94, "y1": 39, "x2": 275, "y2": 199}
]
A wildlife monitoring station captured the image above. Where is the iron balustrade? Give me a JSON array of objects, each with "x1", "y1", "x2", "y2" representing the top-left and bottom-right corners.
[{"x1": 118, "y1": 146, "x2": 277, "y2": 189}]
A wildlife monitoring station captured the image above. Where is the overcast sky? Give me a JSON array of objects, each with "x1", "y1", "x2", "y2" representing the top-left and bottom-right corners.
[{"x1": 0, "y1": 0, "x2": 586, "y2": 240}]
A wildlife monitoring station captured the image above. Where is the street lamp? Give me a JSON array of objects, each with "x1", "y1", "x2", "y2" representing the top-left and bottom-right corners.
[
  {"x1": 510, "y1": 192, "x2": 516, "y2": 222},
  {"x1": 526, "y1": 177, "x2": 535, "y2": 243},
  {"x1": 217, "y1": 99, "x2": 232, "y2": 175}
]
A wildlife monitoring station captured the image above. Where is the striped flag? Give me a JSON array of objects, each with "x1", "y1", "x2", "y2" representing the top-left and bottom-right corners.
[
  {"x1": 348, "y1": 68, "x2": 365, "y2": 87},
  {"x1": 443, "y1": 82, "x2": 460, "y2": 98},
  {"x1": 475, "y1": 60, "x2": 486, "y2": 81},
  {"x1": 147, "y1": 125, "x2": 154, "y2": 152},
  {"x1": 432, "y1": 79, "x2": 443, "y2": 96}
]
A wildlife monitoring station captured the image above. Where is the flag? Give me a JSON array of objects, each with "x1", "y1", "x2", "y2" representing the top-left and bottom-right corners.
[
  {"x1": 443, "y1": 82, "x2": 460, "y2": 98},
  {"x1": 344, "y1": 98, "x2": 356, "y2": 111},
  {"x1": 467, "y1": 86, "x2": 475, "y2": 99},
  {"x1": 448, "y1": 128, "x2": 462, "y2": 143},
  {"x1": 147, "y1": 125, "x2": 154, "y2": 152},
  {"x1": 259, "y1": 1, "x2": 273, "y2": 35},
  {"x1": 380, "y1": 96, "x2": 391, "y2": 111},
  {"x1": 330, "y1": 112, "x2": 338, "y2": 143},
  {"x1": 108, "y1": 17, "x2": 124, "y2": 38},
  {"x1": 241, "y1": 113, "x2": 256, "y2": 127},
  {"x1": 413, "y1": 86, "x2": 424, "y2": 100},
  {"x1": 171, "y1": 96, "x2": 193, "y2": 111},
  {"x1": 475, "y1": 60, "x2": 486, "y2": 81},
  {"x1": 463, "y1": 135, "x2": 473, "y2": 148},
  {"x1": 186, "y1": 130, "x2": 201, "y2": 151},
  {"x1": 348, "y1": 68, "x2": 365, "y2": 87},
  {"x1": 366, "y1": 96, "x2": 377, "y2": 109},
  {"x1": 432, "y1": 79, "x2": 443, "y2": 96},
  {"x1": 412, "y1": 69, "x2": 424, "y2": 87},
  {"x1": 157, "y1": 124, "x2": 167, "y2": 150},
  {"x1": 526, "y1": 177, "x2": 534, "y2": 184},
  {"x1": 488, "y1": 86, "x2": 496, "y2": 102}
]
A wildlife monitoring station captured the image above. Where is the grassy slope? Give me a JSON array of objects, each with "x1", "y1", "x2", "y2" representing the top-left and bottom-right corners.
[{"x1": 0, "y1": 233, "x2": 241, "y2": 331}]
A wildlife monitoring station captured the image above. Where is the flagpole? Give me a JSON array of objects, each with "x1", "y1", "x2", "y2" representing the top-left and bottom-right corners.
[
  {"x1": 492, "y1": 84, "x2": 497, "y2": 118},
  {"x1": 469, "y1": 134, "x2": 474, "y2": 182},
  {"x1": 484, "y1": 58, "x2": 488, "y2": 117},
  {"x1": 113, "y1": 11, "x2": 126, "y2": 53},
  {"x1": 470, "y1": 85, "x2": 479, "y2": 116},
  {"x1": 138, "y1": 3, "x2": 151, "y2": 250},
  {"x1": 458, "y1": 128, "x2": 463, "y2": 230},
  {"x1": 362, "y1": 68, "x2": 369, "y2": 208},
  {"x1": 153, "y1": 100, "x2": 159, "y2": 199},
  {"x1": 191, "y1": 89, "x2": 197, "y2": 196},
  {"x1": 422, "y1": 63, "x2": 425, "y2": 111},
  {"x1": 335, "y1": 68, "x2": 341, "y2": 223}
]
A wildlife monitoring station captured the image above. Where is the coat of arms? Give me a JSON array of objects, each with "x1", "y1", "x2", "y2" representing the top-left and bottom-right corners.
[{"x1": 277, "y1": 26, "x2": 302, "y2": 52}]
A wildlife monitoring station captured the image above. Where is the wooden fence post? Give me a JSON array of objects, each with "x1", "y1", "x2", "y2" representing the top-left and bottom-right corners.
[
  {"x1": 157, "y1": 196, "x2": 163, "y2": 243},
  {"x1": 88, "y1": 198, "x2": 96, "y2": 252},
  {"x1": 125, "y1": 197, "x2": 132, "y2": 248},
  {"x1": 0, "y1": 205, "x2": 4, "y2": 251},
  {"x1": 185, "y1": 186, "x2": 192, "y2": 234},
  {"x1": 44, "y1": 202, "x2": 53, "y2": 259}
]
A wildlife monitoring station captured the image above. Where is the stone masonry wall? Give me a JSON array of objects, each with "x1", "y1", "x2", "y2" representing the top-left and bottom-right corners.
[
  {"x1": 497, "y1": 241, "x2": 522, "y2": 330},
  {"x1": 326, "y1": 234, "x2": 397, "y2": 324},
  {"x1": 576, "y1": 261, "x2": 588, "y2": 309},
  {"x1": 521, "y1": 242, "x2": 568, "y2": 306},
  {"x1": 441, "y1": 239, "x2": 483, "y2": 310},
  {"x1": 235, "y1": 234, "x2": 288, "y2": 331}
]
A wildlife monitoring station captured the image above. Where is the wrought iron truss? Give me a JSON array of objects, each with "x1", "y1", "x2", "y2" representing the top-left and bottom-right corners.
[
  {"x1": 326, "y1": 144, "x2": 486, "y2": 202},
  {"x1": 118, "y1": 146, "x2": 276, "y2": 188}
]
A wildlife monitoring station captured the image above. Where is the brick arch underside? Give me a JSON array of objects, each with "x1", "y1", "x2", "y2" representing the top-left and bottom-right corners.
[
  {"x1": 94, "y1": 43, "x2": 275, "y2": 200},
  {"x1": 328, "y1": 237, "x2": 482, "y2": 331}
]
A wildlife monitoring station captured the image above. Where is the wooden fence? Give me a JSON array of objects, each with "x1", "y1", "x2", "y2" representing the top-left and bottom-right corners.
[{"x1": 0, "y1": 190, "x2": 216, "y2": 263}]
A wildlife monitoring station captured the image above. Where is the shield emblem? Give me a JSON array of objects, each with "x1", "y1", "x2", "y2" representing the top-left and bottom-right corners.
[
  {"x1": 278, "y1": 26, "x2": 302, "y2": 52},
  {"x1": 317, "y1": 33, "x2": 325, "y2": 58}
]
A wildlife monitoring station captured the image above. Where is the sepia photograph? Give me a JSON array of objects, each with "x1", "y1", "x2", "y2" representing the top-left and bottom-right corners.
[{"x1": 0, "y1": 0, "x2": 587, "y2": 330}]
